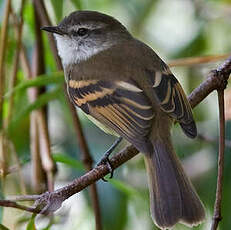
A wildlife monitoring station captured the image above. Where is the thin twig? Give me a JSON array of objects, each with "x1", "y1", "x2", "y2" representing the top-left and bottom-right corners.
[
  {"x1": 190, "y1": 57, "x2": 231, "y2": 130},
  {"x1": 0, "y1": 0, "x2": 11, "y2": 182},
  {"x1": 4, "y1": 0, "x2": 25, "y2": 127},
  {"x1": 33, "y1": 0, "x2": 62, "y2": 69},
  {"x1": 188, "y1": 69, "x2": 224, "y2": 109},
  {"x1": 168, "y1": 54, "x2": 230, "y2": 67},
  {"x1": 32, "y1": 0, "x2": 56, "y2": 192},
  {"x1": 21, "y1": 39, "x2": 47, "y2": 193},
  {"x1": 9, "y1": 194, "x2": 41, "y2": 201},
  {"x1": 8, "y1": 141, "x2": 27, "y2": 195},
  {"x1": 0, "y1": 200, "x2": 40, "y2": 214},
  {"x1": 210, "y1": 90, "x2": 226, "y2": 230},
  {"x1": 30, "y1": 111, "x2": 46, "y2": 193},
  {"x1": 37, "y1": 110, "x2": 55, "y2": 192}
]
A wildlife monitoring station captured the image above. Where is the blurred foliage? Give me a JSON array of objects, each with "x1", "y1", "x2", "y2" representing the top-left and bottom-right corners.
[
  {"x1": 26, "y1": 214, "x2": 37, "y2": 230},
  {"x1": 0, "y1": 0, "x2": 231, "y2": 230}
]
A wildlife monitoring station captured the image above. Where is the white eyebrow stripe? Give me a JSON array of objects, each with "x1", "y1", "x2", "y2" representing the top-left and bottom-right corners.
[
  {"x1": 69, "y1": 22, "x2": 106, "y2": 31},
  {"x1": 116, "y1": 81, "x2": 143, "y2": 92}
]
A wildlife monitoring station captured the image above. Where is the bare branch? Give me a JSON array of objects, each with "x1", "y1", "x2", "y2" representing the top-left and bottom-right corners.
[
  {"x1": 168, "y1": 54, "x2": 230, "y2": 67},
  {"x1": 32, "y1": 0, "x2": 56, "y2": 192},
  {"x1": 210, "y1": 90, "x2": 226, "y2": 230},
  {"x1": 0, "y1": 199, "x2": 40, "y2": 214}
]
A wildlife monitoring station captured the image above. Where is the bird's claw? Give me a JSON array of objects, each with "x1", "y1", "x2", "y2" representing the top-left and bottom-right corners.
[{"x1": 96, "y1": 155, "x2": 114, "y2": 182}]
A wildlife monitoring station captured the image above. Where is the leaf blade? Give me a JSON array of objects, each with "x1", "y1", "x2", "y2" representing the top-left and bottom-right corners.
[
  {"x1": 8, "y1": 86, "x2": 62, "y2": 132},
  {"x1": 4, "y1": 72, "x2": 64, "y2": 98},
  {"x1": 109, "y1": 178, "x2": 140, "y2": 197},
  {"x1": 53, "y1": 153, "x2": 84, "y2": 171},
  {"x1": 51, "y1": 0, "x2": 63, "y2": 22},
  {"x1": 26, "y1": 214, "x2": 37, "y2": 230}
]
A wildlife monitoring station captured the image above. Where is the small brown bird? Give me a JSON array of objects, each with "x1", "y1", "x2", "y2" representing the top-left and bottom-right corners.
[{"x1": 42, "y1": 11, "x2": 205, "y2": 229}]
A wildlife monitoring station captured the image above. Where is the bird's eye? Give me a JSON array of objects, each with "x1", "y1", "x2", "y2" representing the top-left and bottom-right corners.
[{"x1": 72, "y1": 28, "x2": 88, "y2": 37}]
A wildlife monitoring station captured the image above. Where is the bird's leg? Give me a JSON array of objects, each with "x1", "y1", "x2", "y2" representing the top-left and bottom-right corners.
[{"x1": 96, "y1": 137, "x2": 123, "y2": 181}]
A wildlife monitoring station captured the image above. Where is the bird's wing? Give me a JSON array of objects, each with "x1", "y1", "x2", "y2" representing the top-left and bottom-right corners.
[
  {"x1": 67, "y1": 78, "x2": 154, "y2": 152},
  {"x1": 145, "y1": 67, "x2": 197, "y2": 138}
]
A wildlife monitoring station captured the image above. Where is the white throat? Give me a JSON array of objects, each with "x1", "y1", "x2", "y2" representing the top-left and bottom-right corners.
[{"x1": 54, "y1": 34, "x2": 109, "y2": 67}]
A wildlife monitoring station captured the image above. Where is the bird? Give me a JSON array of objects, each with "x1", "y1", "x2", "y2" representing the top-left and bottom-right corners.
[{"x1": 42, "y1": 10, "x2": 205, "y2": 229}]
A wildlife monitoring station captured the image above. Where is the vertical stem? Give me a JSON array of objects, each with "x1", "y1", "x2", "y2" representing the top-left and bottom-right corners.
[
  {"x1": 33, "y1": 0, "x2": 62, "y2": 69},
  {"x1": 0, "y1": 0, "x2": 11, "y2": 128},
  {"x1": 0, "y1": 0, "x2": 11, "y2": 201},
  {"x1": 5, "y1": 0, "x2": 26, "y2": 127},
  {"x1": 32, "y1": 0, "x2": 55, "y2": 192},
  {"x1": 5, "y1": 0, "x2": 28, "y2": 198},
  {"x1": 37, "y1": 110, "x2": 55, "y2": 192},
  {"x1": 30, "y1": 110, "x2": 46, "y2": 193},
  {"x1": 211, "y1": 89, "x2": 225, "y2": 230},
  {"x1": 20, "y1": 44, "x2": 32, "y2": 78},
  {"x1": 8, "y1": 141, "x2": 27, "y2": 195}
]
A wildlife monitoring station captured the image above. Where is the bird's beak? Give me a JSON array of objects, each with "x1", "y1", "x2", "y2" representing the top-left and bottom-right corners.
[{"x1": 41, "y1": 26, "x2": 66, "y2": 35}]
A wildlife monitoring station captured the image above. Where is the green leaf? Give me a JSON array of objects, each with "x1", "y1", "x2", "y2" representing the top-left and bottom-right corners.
[
  {"x1": 26, "y1": 214, "x2": 37, "y2": 230},
  {"x1": 71, "y1": 0, "x2": 83, "y2": 9},
  {"x1": 53, "y1": 153, "x2": 84, "y2": 171},
  {"x1": 51, "y1": 0, "x2": 63, "y2": 22},
  {"x1": 109, "y1": 178, "x2": 140, "y2": 197},
  {"x1": 4, "y1": 72, "x2": 64, "y2": 98},
  {"x1": 8, "y1": 86, "x2": 62, "y2": 132},
  {"x1": 23, "y1": 2, "x2": 35, "y2": 40}
]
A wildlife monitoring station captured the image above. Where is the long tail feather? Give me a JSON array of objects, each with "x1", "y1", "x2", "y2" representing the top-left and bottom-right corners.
[{"x1": 144, "y1": 137, "x2": 205, "y2": 229}]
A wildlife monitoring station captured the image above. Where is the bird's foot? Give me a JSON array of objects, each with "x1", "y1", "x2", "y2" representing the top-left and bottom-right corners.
[{"x1": 96, "y1": 137, "x2": 122, "y2": 181}]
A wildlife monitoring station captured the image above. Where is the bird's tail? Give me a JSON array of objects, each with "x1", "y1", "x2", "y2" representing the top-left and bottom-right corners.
[{"x1": 144, "y1": 137, "x2": 205, "y2": 229}]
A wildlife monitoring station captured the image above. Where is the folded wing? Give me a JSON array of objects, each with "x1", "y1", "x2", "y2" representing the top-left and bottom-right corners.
[
  {"x1": 68, "y1": 78, "x2": 154, "y2": 152},
  {"x1": 145, "y1": 68, "x2": 197, "y2": 138}
]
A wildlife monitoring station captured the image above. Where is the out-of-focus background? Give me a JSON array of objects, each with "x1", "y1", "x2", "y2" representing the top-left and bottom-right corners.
[{"x1": 0, "y1": 0, "x2": 231, "y2": 229}]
